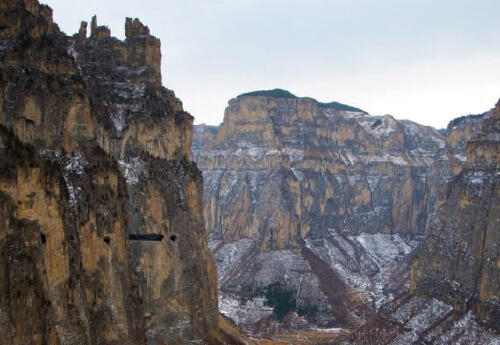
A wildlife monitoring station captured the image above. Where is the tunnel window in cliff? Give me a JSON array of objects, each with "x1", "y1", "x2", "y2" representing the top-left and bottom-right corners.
[{"x1": 128, "y1": 234, "x2": 164, "y2": 241}]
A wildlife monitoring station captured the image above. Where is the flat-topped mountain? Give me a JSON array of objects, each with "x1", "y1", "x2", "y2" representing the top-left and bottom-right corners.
[
  {"x1": 194, "y1": 90, "x2": 452, "y2": 248},
  {"x1": 236, "y1": 88, "x2": 366, "y2": 113},
  {"x1": 192, "y1": 89, "x2": 498, "y2": 341}
]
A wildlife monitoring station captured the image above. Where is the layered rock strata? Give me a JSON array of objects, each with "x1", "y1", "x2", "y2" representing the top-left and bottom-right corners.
[
  {"x1": 0, "y1": 1, "x2": 240, "y2": 344},
  {"x1": 411, "y1": 99, "x2": 500, "y2": 332},
  {"x1": 347, "y1": 118, "x2": 500, "y2": 343},
  {"x1": 192, "y1": 89, "x2": 491, "y2": 333}
]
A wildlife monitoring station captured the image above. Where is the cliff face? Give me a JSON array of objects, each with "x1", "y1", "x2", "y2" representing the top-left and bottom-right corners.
[
  {"x1": 69, "y1": 17, "x2": 220, "y2": 343},
  {"x1": 193, "y1": 89, "x2": 465, "y2": 331},
  {"x1": 0, "y1": 1, "x2": 224, "y2": 344},
  {"x1": 194, "y1": 91, "x2": 498, "y2": 341},
  {"x1": 445, "y1": 111, "x2": 491, "y2": 157},
  {"x1": 411, "y1": 100, "x2": 500, "y2": 332},
  {"x1": 196, "y1": 92, "x2": 449, "y2": 246},
  {"x1": 345, "y1": 101, "x2": 499, "y2": 345}
]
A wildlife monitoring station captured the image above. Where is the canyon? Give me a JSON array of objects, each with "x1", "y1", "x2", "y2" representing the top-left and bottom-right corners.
[
  {"x1": 193, "y1": 89, "x2": 499, "y2": 343},
  {"x1": 0, "y1": 0, "x2": 498, "y2": 344}
]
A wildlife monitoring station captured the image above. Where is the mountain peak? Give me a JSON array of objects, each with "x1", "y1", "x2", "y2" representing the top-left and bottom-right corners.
[
  {"x1": 237, "y1": 88, "x2": 297, "y2": 99},
  {"x1": 237, "y1": 89, "x2": 366, "y2": 113}
]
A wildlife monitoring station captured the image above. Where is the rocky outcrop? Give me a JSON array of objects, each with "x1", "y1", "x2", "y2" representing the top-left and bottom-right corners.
[
  {"x1": 0, "y1": 1, "x2": 236, "y2": 344},
  {"x1": 446, "y1": 111, "x2": 491, "y2": 157},
  {"x1": 346, "y1": 105, "x2": 500, "y2": 344},
  {"x1": 411, "y1": 99, "x2": 500, "y2": 332},
  {"x1": 192, "y1": 89, "x2": 498, "y2": 336},
  {"x1": 192, "y1": 124, "x2": 218, "y2": 158},
  {"x1": 68, "y1": 22, "x2": 222, "y2": 342},
  {"x1": 195, "y1": 90, "x2": 454, "y2": 247},
  {"x1": 0, "y1": 2, "x2": 145, "y2": 344},
  {"x1": 345, "y1": 295, "x2": 499, "y2": 345},
  {"x1": 0, "y1": 130, "x2": 146, "y2": 345},
  {"x1": 193, "y1": 89, "x2": 459, "y2": 332}
]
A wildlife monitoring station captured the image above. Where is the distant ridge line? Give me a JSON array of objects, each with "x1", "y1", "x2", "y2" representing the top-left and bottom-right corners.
[{"x1": 237, "y1": 88, "x2": 366, "y2": 113}]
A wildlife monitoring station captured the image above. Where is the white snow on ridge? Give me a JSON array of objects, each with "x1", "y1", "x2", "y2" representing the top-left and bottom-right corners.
[
  {"x1": 353, "y1": 233, "x2": 412, "y2": 265},
  {"x1": 64, "y1": 152, "x2": 86, "y2": 176},
  {"x1": 291, "y1": 167, "x2": 305, "y2": 181},
  {"x1": 282, "y1": 147, "x2": 304, "y2": 163},
  {"x1": 352, "y1": 115, "x2": 399, "y2": 138},
  {"x1": 339, "y1": 110, "x2": 367, "y2": 119},
  {"x1": 340, "y1": 111, "x2": 445, "y2": 152},
  {"x1": 118, "y1": 156, "x2": 147, "y2": 185},
  {"x1": 429, "y1": 311, "x2": 500, "y2": 345},
  {"x1": 454, "y1": 154, "x2": 467, "y2": 162},
  {"x1": 40, "y1": 150, "x2": 86, "y2": 208},
  {"x1": 63, "y1": 152, "x2": 87, "y2": 208},
  {"x1": 218, "y1": 293, "x2": 273, "y2": 328},
  {"x1": 215, "y1": 239, "x2": 256, "y2": 281},
  {"x1": 111, "y1": 111, "x2": 126, "y2": 133}
]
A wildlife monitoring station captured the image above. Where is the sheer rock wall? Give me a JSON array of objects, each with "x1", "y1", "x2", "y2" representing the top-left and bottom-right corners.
[{"x1": 0, "y1": 1, "x2": 230, "y2": 344}]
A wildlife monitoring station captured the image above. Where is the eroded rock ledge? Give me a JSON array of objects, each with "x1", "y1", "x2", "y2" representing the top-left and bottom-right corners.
[
  {"x1": 193, "y1": 88, "x2": 499, "y2": 342},
  {"x1": 0, "y1": 1, "x2": 247, "y2": 344}
]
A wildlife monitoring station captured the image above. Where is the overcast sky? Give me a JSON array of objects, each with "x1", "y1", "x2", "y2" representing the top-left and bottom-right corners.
[{"x1": 44, "y1": 0, "x2": 500, "y2": 129}]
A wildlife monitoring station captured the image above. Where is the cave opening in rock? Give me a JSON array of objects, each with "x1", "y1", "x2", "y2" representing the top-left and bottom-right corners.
[
  {"x1": 40, "y1": 233, "x2": 46, "y2": 244},
  {"x1": 169, "y1": 234, "x2": 177, "y2": 242},
  {"x1": 128, "y1": 234, "x2": 164, "y2": 241}
]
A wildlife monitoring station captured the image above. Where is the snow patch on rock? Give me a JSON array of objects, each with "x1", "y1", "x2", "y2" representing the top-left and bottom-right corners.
[
  {"x1": 215, "y1": 239, "x2": 256, "y2": 281},
  {"x1": 291, "y1": 167, "x2": 305, "y2": 181},
  {"x1": 353, "y1": 233, "x2": 412, "y2": 265},
  {"x1": 218, "y1": 293, "x2": 273, "y2": 329},
  {"x1": 53, "y1": 151, "x2": 87, "y2": 208},
  {"x1": 118, "y1": 156, "x2": 147, "y2": 185}
]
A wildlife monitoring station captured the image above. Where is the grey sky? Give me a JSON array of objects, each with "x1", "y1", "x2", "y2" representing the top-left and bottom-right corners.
[{"x1": 44, "y1": 0, "x2": 500, "y2": 129}]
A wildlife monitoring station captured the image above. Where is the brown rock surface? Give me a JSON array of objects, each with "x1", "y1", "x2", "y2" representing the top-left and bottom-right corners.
[
  {"x1": 195, "y1": 90, "x2": 449, "y2": 247},
  {"x1": 192, "y1": 89, "x2": 495, "y2": 336},
  {"x1": 0, "y1": 1, "x2": 239, "y2": 344},
  {"x1": 411, "y1": 99, "x2": 500, "y2": 332}
]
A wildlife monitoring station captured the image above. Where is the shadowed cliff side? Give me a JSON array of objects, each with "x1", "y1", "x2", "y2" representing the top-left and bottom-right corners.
[
  {"x1": 411, "y1": 99, "x2": 500, "y2": 332},
  {"x1": 0, "y1": 1, "x2": 249, "y2": 344},
  {"x1": 343, "y1": 100, "x2": 500, "y2": 344}
]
